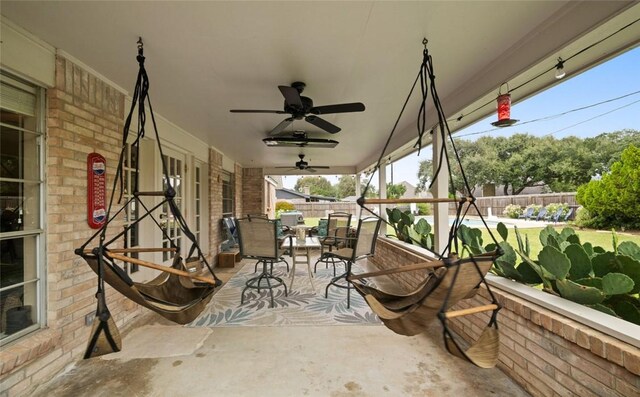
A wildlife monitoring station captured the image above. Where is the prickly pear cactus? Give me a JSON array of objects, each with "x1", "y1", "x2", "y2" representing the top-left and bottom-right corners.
[
  {"x1": 385, "y1": 207, "x2": 434, "y2": 251},
  {"x1": 467, "y1": 223, "x2": 640, "y2": 326}
]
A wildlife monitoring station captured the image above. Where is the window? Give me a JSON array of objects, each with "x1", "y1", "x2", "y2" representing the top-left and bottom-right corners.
[
  {"x1": 222, "y1": 172, "x2": 234, "y2": 217},
  {"x1": 122, "y1": 143, "x2": 139, "y2": 273},
  {"x1": 0, "y1": 72, "x2": 45, "y2": 343}
]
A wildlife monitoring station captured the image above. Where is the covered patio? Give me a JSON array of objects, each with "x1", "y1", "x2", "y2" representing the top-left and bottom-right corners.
[{"x1": 1, "y1": 2, "x2": 639, "y2": 396}]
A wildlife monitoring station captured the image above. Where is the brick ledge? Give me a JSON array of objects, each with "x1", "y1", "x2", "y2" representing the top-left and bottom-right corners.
[
  {"x1": 0, "y1": 329, "x2": 62, "y2": 376},
  {"x1": 487, "y1": 275, "x2": 640, "y2": 350}
]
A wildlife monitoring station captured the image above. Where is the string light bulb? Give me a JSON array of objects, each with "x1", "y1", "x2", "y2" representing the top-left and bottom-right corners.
[{"x1": 555, "y1": 57, "x2": 566, "y2": 79}]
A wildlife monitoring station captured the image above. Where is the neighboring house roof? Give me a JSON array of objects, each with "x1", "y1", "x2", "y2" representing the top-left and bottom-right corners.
[
  {"x1": 276, "y1": 188, "x2": 337, "y2": 202},
  {"x1": 399, "y1": 181, "x2": 416, "y2": 198}
]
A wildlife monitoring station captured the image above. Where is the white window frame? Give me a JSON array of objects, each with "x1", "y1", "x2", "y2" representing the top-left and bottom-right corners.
[{"x1": 0, "y1": 71, "x2": 46, "y2": 345}]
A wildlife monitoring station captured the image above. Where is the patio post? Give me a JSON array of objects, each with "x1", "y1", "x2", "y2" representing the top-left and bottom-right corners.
[
  {"x1": 432, "y1": 127, "x2": 449, "y2": 254},
  {"x1": 378, "y1": 165, "x2": 387, "y2": 232},
  {"x1": 355, "y1": 173, "x2": 362, "y2": 219}
]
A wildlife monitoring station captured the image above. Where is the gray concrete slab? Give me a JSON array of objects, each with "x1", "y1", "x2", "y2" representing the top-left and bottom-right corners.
[
  {"x1": 33, "y1": 321, "x2": 528, "y2": 397},
  {"x1": 32, "y1": 255, "x2": 528, "y2": 396}
]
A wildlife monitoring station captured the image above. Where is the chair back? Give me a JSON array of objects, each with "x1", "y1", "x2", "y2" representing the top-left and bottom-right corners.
[
  {"x1": 236, "y1": 217, "x2": 279, "y2": 259},
  {"x1": 247, "y1": 213, "x2": 268, "y2": 220},
  {"x1": 316, "y1": 219, "x2": 329, "y2": 237},
  {"x1": 222, "y1": 216, "x2": 238, "y2": 241},
  {"x1": 352, "y1": 217, "x2": 382, "y2": 260},
  {"x1": 327, "y1": 212, "x2": 352, "y2": 237}
]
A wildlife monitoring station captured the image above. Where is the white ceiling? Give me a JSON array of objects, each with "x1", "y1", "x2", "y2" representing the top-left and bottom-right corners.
[{"x1": 2, "y1": 1, "x2": 638, "y2": 174}]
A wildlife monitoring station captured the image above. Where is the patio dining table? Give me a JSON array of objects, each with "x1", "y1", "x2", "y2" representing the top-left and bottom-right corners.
[{"x1": 283, "y1": 236, "x2": 320, "y2": 292}]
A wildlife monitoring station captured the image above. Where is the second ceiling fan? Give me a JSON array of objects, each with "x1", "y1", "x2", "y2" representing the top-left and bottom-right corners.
[
  {"x1": 276, "y1": 154, "x2": 330, "y2": 173},
  {"x1": 230, "y1": 81, "x2": 365, "y2": 135}
]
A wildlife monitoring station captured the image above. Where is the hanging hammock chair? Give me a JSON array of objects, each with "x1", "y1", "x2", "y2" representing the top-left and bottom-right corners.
[
  {"x1": 76, "y1": 39, "x2": 221, "y2": 358},
  {"x1": 348, "y1": 39, "x2": 502, "y2": 368}
]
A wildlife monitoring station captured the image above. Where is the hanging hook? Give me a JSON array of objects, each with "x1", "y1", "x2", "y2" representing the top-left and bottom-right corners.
[
  {"x1": 498, "y1": 82, "x2": 510, "y2": 95},
  {"x1": 422, "y1": 37, "x2": 428, "y2": 48},
  {"x1": 137, "y1": 37, "x2": 144, "y2": 55}
]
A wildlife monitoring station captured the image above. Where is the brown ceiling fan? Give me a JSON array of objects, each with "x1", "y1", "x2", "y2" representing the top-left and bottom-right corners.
[{"x1": 230, "y1": 81, "x2": 365, "y2": 135}]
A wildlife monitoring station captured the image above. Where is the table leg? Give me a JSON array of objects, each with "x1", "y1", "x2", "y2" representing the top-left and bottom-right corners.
[
  {"x1": 306, "y1": 248, "x2": 316, "y2": 292},
  {"x1": 289, "y1": 247, "x2": 296, "y2": 290}
]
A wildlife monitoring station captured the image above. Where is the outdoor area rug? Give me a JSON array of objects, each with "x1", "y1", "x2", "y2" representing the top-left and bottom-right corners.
[{"x1": 189, "y1": 261, "x2": 381, "y2": 328}]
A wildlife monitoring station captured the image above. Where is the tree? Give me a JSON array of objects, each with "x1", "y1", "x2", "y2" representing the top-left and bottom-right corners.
[
  {"x1": 584, "y1": 129, "x2": 640, "y2": 176},
  {"x1": 577, "y1": 144, "x2": 640, "y2": 229},
  {"x1": 386, "y1": 183, "x2": 407, "y2": 199},
  {"x1": 415, "y1": 160, "x2": 432, "y2": 194},
  {"x1": 335, "y1": 175, "x2": 378, "y2": 199},
  {"x1": 294, "y1": 176, "x2": 336, "y2": 198}
]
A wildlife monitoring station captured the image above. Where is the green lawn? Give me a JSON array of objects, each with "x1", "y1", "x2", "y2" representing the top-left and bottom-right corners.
[
  {"x1": 304, "y1": 216, "x2": 640, "y2": 259},
  {"x1": 493, "y1": 227, "x2": 640, "y2": 259}
]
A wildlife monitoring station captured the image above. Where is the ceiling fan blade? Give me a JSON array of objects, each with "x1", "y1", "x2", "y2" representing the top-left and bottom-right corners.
[
  {"x1": 278, "y1": 85, "x2": 303, "y2": 108},
  {"x1": 230, "y1": 109, "x2": 287, "y2": 114},
  {"x1": 306, "y1": 168, "x2": 318, "y2": 173},
  {"x1": 305, "y1": 116, "x2": 341, "y2": 134},
  {"x1": 269, "y1": 118, "x2": 294, "y2": 135},
  {"x1": 310, "y1": 166, "x2": 330, "y2": 169},
  {"x1": 309, "y1": 102, "x2": 365, "y2": 115}
]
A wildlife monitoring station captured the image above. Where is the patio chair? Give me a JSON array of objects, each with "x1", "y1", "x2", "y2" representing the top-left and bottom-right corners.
[
  {"x1": 563, "y1": 207, "x2": 575, "y2": 222},
  {"x1": 549, "y1": 207, "x2": 564, "y2": 223},
  {"x1": 237, "y1": 217, "x2": 288, "y2": 308},
  {"x1": 347, "y1": 250, "x2": 500, "y2": 368},
  {"x1": 249, "y1": 217, "x2": 290, "y2": 273},
  {"x1": 309, "y1": 218, "x2": 328, "y2": 237},
  {"x1": 314, "y1": 212, "x2": 352, "y2": 276},
  {"x1": 518, "y1": 207, "x2": 534, "y2": 220},
  {"x1": 534, "y1": 207, "x2": 547, "y2": 221},
  {"x1": 324, "y1": 217, "x2": 382, "y2": 308}
]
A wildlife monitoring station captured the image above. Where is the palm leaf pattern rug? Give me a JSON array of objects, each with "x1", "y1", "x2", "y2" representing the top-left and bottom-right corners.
[{"x1": 190, "y1": 260, "x2": 381, "y2": 327}]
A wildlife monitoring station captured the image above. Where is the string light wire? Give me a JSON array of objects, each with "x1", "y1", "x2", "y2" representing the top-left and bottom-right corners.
[{"x1": 455, "y1": 89, "x2": 640, "y2": 139}]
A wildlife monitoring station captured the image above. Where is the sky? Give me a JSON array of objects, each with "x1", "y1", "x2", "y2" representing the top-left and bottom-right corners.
[{"x1": 281, "y1": 45, "x2": 640, "y2": 190}]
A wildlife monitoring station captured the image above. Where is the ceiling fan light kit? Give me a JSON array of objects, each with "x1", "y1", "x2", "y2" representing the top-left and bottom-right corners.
[{"x1": 262, "y1": 136, "x2": 339, "y2": 148}]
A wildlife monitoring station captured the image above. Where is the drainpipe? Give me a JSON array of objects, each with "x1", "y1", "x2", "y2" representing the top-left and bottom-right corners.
[{"x1": 432, "y1": 127, "x2": 449, "y2": 255}]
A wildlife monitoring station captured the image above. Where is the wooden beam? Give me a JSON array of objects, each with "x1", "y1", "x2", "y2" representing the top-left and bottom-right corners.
[
  {"x1": 107, "y1": 252, "x2": 217, "y2": 285},
  {"x1": 106, "y1": 247, "x2": 177, "y2": 254},
  {"x1": 444, "y1": 304, "x2": 498, "y2": 319}
]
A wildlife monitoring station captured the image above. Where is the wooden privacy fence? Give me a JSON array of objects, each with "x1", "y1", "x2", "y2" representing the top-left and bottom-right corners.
[
  {"x1": 286, "y1": 193, "x2": 577, "y2": 218},
  {"x1": 449, "y1": 193, "x2": 578, "y2": 217},
  {"x1": 288, "y1": 202, "x2": 358, "y2": 218}
]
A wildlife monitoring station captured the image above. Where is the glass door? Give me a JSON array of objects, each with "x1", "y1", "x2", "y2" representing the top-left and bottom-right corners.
[{"x1": 160, "y1": 148, "x2": 186, "y2": 264}]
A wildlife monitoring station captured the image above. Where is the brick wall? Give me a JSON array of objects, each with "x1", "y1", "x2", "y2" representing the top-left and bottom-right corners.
[
  {"x1": 370, "y1": 238, "x2": 640, "y2": 397},
  {"x1": 241, "y1": 168, "x2": 264, "y2": 216},
  {"x1": 0, "y1": 56, "x2": 142, "y2": 396},
  {"x1": 208, "y1": 148, "x2": 224, "y2": 265}
]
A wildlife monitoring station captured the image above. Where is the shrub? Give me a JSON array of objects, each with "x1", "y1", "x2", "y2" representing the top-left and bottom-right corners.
[
  {"x1": 572, "y1": 207, "x2": 593, "y2": 228},
  {"x1": 503, "y1": 204, "x2": 522, "y2": 219},
  {"x1": 416, "y1": 203, "x2": 432, "y2": 215},
  {"x1": 275, "y1": 201, "x2": 295, "y2": 212},
  {"x1": 577, "y1": 145, "x2": 640, "y2": 229}
]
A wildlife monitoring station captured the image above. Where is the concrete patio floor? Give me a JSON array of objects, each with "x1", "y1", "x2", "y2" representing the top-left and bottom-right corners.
[{"x1": 30, "y1": 256, "x2": 530, "y2": 397}]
